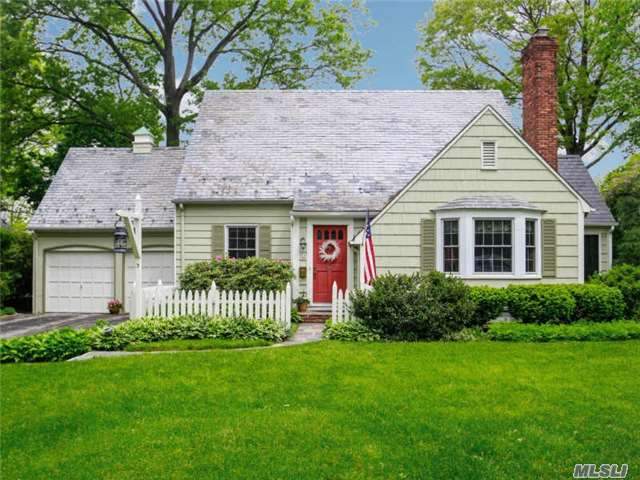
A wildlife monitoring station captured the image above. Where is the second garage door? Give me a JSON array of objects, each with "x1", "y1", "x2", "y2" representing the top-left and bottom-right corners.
[
  {"x1": 126, "y1": 251, "x2": 174, "y2": 292},
  {"x1": 46, "y1": 251, "x2": 114, "y2": 313}
]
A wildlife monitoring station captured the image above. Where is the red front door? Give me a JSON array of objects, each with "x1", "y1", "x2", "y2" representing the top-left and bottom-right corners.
[{"x1": 313, "y1": 225, "x2": 348, "y2": 303}]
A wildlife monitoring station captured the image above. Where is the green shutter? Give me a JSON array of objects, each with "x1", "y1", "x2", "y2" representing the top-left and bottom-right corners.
[
  {"x1": 259, "y1": 225, "x2": 272, "y2": 259},
  {"x1": 420, "y1": 218, "x2": 436, "y2": 272},
  {"x1": 211, "y1": 225, "x2": 225, "y2": 258},
  {"x1": 542, "y1": 218, "x2": 556, "y2": 278}
]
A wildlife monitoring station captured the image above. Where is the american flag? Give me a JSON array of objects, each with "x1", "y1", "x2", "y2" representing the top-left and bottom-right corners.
[{"x1": 363, "y1": 212, "x2": 377, "y2": 285}]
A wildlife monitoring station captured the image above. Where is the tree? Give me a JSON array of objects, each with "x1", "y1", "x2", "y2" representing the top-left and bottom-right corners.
[
  {"x1": 601, "y1": 154, "x2": 640, "y2": 265},
  {"x1": 417, "y1": 0, "x2": 640, "y2": 168},
  {"x1": 0, "y1": 3, "x2": 162, "y2": 206},
  {"x1": 0, "y1": 221, "x2": 32, "y2": 312},
  {"x1": 24, "y1": 0, "x2": 372, "y2": 146}
]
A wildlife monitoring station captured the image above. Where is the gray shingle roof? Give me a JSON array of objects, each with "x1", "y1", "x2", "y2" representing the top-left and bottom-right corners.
[
  {"x1": 558, "y1": 155, "x2": 616, "y2": 226},
  {"x1": 433, "y1": 195, "x2": 544, "y2": 212},
  {"x1": 175, "y1": 90, "x2": 512, "y2": 211},
  {"x1": 30, "y1": 147, "x2": 184, "y2": 230}
]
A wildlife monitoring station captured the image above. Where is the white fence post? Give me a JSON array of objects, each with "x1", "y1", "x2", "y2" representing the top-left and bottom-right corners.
[
  {"x1": 285, "y1": 283, "x2": 292, "y2": 330},
  {"x1": 331, "y1": 282, "x2": 338, "y2": 322}
]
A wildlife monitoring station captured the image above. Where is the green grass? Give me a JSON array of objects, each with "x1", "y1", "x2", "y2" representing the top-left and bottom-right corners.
[
  {"x1": 2, "y1": 341, "x2": 639, "y2": 479},
  {"x1": 124, "y1": 338, "x2": 273, "y2": 352}
]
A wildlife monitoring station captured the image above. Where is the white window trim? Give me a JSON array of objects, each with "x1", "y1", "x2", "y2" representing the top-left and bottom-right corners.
[
  {"x1": 480, "y1": 139, "x2": 498, "y2": 170},
  {"x1": 224, "y1": 224, "x2": 259, "y2": 258},
  {"x1": 435, "y1": 209, "x2": 542, "y2": 279}
]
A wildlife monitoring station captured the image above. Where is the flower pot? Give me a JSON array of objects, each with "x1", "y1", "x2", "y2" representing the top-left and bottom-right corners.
[
  {"x1": 298, "y1": 302, "x2": 309, "y2": 313},
  {"x1": 108, "y1": 306, "x2": 121, "y2": 315}
]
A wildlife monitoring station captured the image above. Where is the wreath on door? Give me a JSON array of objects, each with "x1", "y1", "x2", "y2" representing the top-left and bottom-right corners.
[{"x1": 318, "y1": 239, "x2": 341, "y2": 263}]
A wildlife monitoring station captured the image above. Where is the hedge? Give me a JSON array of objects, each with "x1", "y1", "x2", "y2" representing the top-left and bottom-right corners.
[
  {"x1": 1, "y1": 316, "x2": 286, "y2": 363},
  {"x1": 469, "y1": 286, "x2": 507, "y2": 326},
  {"x1": 488, "y1": 320, "x2": 640, "y2": 342},
  {"x1": 179, "y1": 257, "x2": 293, "y2": 292},
  {"x1": 591, "y1": 264, "x2": 640, "y2": 319}
]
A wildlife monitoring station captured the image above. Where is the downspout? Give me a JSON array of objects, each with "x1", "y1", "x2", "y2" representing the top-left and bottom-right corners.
[{"x1": 179, "y1": 203, "x2": 185, "y2": 283}]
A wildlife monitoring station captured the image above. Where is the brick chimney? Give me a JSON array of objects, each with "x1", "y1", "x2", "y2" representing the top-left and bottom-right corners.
[{"x1": 522, "y1": 28, "x2": 558, "y2": 170}]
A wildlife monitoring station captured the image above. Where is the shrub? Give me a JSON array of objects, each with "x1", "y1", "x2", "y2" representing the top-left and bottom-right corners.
[
  {"x1": 469, "y1": 286, "x2": 507, "y2": 326},
  {"x1": 323, "y1": 320, "x2": 382, "y2": 342},
  {"x1": 179, "y1": 257, "x2": 294, "y2": 292},
  {"x1": 565, "y1": 284, "x2": 625, "y2": 322},
  {"x1": 0, "y1": 221, "x2": 32, "y2": 311},
  {"x1": 350, "y1": 272, "x2": 475, "y2": 340},
  {"x1": 505, "y1": 285, "x2": 575, "y2": 324},
  {"x1": 1, "y1": 307, "x2": 17, "y2": 316},
  {"x1": 94, "y1": 316, "x2": 286, "y2": 351},
  {"x1": 488, "y1": 320, "x2": 640, "y2": 342},
  {"x1": 591, "y1": 264, "x2": 640, "y2": 319},
  {"x1": 0, "y1": 328, "x2": 96, "y2": 363}
]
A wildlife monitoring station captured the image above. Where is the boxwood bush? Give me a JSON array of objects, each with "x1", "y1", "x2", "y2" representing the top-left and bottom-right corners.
[
  {"x1": 469, "y1": 286, "x2": 507, "y2": 326},
  {"x1": 565, "y1": 284, "x2": 625, "y2": 322},
  {"x1": 505, "y1": 285, "x2": 576, "y2": 324},
  {"x1": 179, "y1": 257, "x2": 293, "y2": 292},
  {"x1": 488, "y1": 320, "x2": 640, "y2": 342},
  {"x1": 1, "y1": 316, "x2": 285, "y2": 363},
  {"x1": 350, "y1": 271, "x2": 475, "y2": 340},
  {"x1": 591, "y1": 264, "x2": 640, "y2": 319}
]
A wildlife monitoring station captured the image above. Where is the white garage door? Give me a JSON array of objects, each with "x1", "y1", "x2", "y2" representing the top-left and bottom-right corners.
[
  {"x1": 46, "y1": 251, "x2": 114, "y2": 313},
  {"x1": 126, "y1": 251, "x2": 174, "y2": 291}
]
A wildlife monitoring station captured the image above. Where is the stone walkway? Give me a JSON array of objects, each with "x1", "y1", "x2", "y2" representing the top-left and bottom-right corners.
[{"x1": 69, "y1": 322, "x2": 325, "y2": 361}]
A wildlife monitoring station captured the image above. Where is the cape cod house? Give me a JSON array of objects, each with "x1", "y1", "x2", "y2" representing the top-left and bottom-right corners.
[{"x1": 29, "y1": 29, "x2": 615, "y2": 314}]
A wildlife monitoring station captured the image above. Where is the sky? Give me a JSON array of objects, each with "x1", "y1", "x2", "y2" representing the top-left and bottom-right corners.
[{"x1": 343, "y1": 0, "x2": 624, "y2": 180}]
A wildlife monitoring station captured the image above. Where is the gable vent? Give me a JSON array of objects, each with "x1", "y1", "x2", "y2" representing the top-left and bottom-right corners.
[{"x1": 481, "y1": 141, "x2": 497, "y2": 169}]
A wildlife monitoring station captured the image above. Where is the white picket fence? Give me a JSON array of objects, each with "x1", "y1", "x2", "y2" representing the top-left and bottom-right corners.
[
  {"x1": 331, "y1": 282, "x2": 354, "y2": 324},
  {"x1": 129, "y1": 281, "x2": 292, "y2": 329}
]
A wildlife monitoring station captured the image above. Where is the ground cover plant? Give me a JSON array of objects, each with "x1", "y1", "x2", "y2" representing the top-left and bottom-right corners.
[
  {"x1": 2, "y1": 341, "x2": 638, "y2": 479},
  {"x1": 488, "y1": 320, "x2": 640, "y2": 342},
  {"x1": 0, "y1": 316, "x2": 286, "y2": 363}
]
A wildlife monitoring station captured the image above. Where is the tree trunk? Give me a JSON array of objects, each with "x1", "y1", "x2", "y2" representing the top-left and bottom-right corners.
[{"x1": 165, "y1": 102, "x2": 181, "y2": 147}]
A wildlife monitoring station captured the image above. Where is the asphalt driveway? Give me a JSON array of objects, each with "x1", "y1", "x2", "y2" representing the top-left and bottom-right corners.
[{"x1": 0, "y1": 313, "x2": 129, "y2": 339}]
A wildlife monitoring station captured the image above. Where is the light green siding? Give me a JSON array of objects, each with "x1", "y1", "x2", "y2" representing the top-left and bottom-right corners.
[
  {"x1": 371, "y1": 110, "x2": 582, "y2": 285},
  {"x1": 32, "y1": 230, "x2": 173, "y2": 313},
  {"x1": 175, "y1": 204, "x2": 292, "y2": 280}
]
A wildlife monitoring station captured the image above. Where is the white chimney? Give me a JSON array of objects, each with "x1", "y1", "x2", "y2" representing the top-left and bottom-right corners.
[{"x1": 132, "y1": 127, "x2": 154, "y2": 154}]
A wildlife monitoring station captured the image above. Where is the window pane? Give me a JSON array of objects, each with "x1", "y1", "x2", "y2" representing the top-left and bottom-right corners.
[
  {"x1": 227, "y1": 226, "x2": 257, "y2": 259},
  {"x1": 474, "y1": 220, "x2": 512, "y2": 273},
  {"x1": 442, "y1": 220, "x2": 459, "y2": 273},
  {"x1": 526, "y1": 219, "x2": 536, "y2": 272}
]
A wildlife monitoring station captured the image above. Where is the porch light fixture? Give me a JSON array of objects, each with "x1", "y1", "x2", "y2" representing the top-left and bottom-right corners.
[
  {"x1": 113, "y1": 217, "x2": 128, "y2": 253},
  {"x1": 299, "y1": 237, "x2": 307, "y2": 255}
]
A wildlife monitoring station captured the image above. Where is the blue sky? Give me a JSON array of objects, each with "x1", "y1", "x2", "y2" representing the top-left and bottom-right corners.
[{"x1": 345, "y1": 0, "x2": 624, "y2": 180}]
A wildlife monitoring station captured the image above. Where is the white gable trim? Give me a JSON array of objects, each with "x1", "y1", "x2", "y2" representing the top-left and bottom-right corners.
[{"x1": 353, "y1": 105, "x2": 592, "y2": 243}]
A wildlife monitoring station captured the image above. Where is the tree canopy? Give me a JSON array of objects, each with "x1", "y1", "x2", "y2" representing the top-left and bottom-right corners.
[
  {"x1": 22, "y1": 0, "x2": 372, "y2": 147},
  {"x1": 601, "y1": 154, "x2": 640, "y2": 265},
  {"x1": 1, "y1": 0, "x2": 371, "y2": 208},
  {"x1": 417, "y1": 0, "x2": 640, "y2": 168}
]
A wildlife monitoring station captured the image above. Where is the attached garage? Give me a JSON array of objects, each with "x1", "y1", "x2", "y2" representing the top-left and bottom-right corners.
[
  {"x1": 126, "y1": 251, "x2": 174, "y2": 289},
  {"x1": 45, "y1": 251, "x2": 115, "y2": 313}
]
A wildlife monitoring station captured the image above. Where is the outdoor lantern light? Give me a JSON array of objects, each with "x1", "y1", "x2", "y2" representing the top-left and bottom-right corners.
[
  {"x1": 299, "y1": 236, "x2": 307, "y2": 255},
  {"x1": 113, "y1": 218, "x2": 128, "y2": 253}
]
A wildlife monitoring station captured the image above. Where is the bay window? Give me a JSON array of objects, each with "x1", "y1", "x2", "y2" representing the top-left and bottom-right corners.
[{"x1": 436, "y1": 209, "x2": 542, "y2": 278}]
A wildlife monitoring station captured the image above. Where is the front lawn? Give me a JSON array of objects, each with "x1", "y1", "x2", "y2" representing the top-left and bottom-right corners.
[{"x1": 2, "y1": 341, "x2": 638, "y2": 479}]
